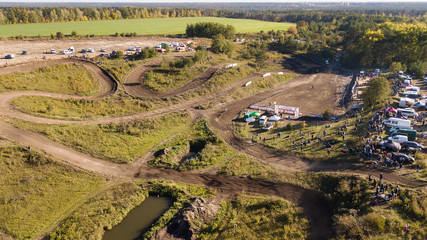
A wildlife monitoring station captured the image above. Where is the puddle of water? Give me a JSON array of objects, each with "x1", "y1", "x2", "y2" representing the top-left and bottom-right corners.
[{"x1": 102, "y1": 196, "x2": 172, "y2": 240}]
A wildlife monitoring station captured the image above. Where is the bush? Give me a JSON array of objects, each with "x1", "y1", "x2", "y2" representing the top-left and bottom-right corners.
[
  {"x1": 211, "y1": 34, "x2": 233, "y2": 56},
  {"x1": 186, "y1": 22, "x2": 235, "y2": 39},
  {"x1": 322, "y1": 109, "x2": 331, "y2": 120},
  {"x1": 56, "y1": 32, "x2": 64, "y2": 39}
]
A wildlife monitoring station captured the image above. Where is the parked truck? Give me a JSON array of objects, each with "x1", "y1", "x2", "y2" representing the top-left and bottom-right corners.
[{"x1": 392, "y1": 129, "x2": 417, "y2": 141}]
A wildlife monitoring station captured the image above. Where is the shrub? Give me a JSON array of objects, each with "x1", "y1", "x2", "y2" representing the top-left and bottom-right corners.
[{"x1": 322, "y1": 109, "x2": 331, "y2": 120}]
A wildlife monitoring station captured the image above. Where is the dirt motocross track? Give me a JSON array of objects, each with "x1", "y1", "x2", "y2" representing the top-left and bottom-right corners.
[{"x1": 0, "y1": 53, "x2": 424, "y2": 239}]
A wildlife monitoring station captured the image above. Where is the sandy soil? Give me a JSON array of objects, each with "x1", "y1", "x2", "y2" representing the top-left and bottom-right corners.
[{"x1": 258, "y1": 68, "x2": 353, "y2": 115}]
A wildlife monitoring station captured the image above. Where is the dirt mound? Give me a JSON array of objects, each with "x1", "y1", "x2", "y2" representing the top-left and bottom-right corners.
[{"x1": 151, "y1": 197, "x2": 221, "y2": 240}]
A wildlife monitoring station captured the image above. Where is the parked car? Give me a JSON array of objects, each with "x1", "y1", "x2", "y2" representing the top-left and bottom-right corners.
[
  {"x1": 100, "y1": 49, "x2": 107, "y2": 52},
  {"x1": 80, "y1": 49, "x2": 86, "y2": 53},
  {"x1": 87, "y1": 48, "x2": 95, "y2": 53},
  {"x1": 5, "y1": 54, "x2": 14, "y2": 59},
  {"x1": 259, "y1": 116, "x2": 267, "y2": 125},
  {"x1": 388, "y1": 135, "x2": 408, "y2": 143},
  {"x1": 397, "y1": 108, "x2": 418, "y2": 118},
  {"x1": 262, "y1": 123, "x2": 273, "y2": 131},
  {"x1": 393, "y1": 153, "x2": 415, "y2": 164},
  {"x1": 379, "y1": 141, "x2": 401, "y2": 152},
  {"x1": 50, "y1": 49, "x2": 56, "y2": 54},
  {"x1": 401, "y1": 141, "x2": 423, "y2": 150},
  {"x1": 62, "y1": 50, "x2": 72, "y2": 55},
  {"x1": 129, "y1": 46, "x2": 135, "y2": 51},
  {"x1": 22, "y1": 50, "x2": 28, "y2": 55},
  {"x1": 424, "y1": 77, "x2": 427, "y2": 83}
]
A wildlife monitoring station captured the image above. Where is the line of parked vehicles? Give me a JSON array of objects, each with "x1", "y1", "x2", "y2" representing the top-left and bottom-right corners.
[{"x1": 379, "y1": 108, "x2": 424, "y2": 160}]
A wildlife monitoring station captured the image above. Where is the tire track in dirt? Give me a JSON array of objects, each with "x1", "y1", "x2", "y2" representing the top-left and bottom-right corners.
[
  {"x1": 123, "y1": 53, "x2": 238, "y2": 98},
  {"x1": 0, "y1": 58, "x2": 335, "y2": 239},
  {"x1": 206, "y1": 74, "x2": 426, "y2": 189},
  {"x1": 1, "y1": 57, "x2": 423, "y2": 239}
]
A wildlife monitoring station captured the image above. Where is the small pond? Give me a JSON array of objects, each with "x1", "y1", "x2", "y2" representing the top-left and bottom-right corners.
[{"x1": 102, "y1": 196, "x2": 172, "y2": 240}]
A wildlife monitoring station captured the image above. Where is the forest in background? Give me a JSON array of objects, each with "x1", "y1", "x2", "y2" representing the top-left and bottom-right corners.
[{"x1": 0, "y1": 6, "x2": 426, "y2": 71}]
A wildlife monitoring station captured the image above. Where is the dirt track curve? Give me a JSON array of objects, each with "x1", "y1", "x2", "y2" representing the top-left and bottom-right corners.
[
  {"x1": 0, "y1": 57, "x2": 424, "y2": 239},
  {"x1": 124, "y1": 52, "x2": 233, "y2": 98}
]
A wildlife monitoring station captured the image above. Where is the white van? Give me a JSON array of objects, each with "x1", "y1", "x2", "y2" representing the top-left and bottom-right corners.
[
  {"x1": 388, "y1": 135, "x2": 408, "y2": 143},
  {"x1": 397, "y1": 108, "x2": 418, "y2": 118},
  {"x1": 383, "y1": 117, "x2": 411, "y2": 128}
]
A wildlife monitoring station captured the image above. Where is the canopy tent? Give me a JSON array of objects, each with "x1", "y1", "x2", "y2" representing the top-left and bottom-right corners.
[
  {"x1": 269, "y1": 115, "x2": 281, "y2": 121},
  {"x1": 244, "y1": 112, "x2": 252, "y2": 118},
  {"x1": 386, "y1": 107, "x2": 397, "y2": 113},
  {"x1": 250, "y1": 112, "x2": 261, "y2": 117},
  {"x1": 245, "y1": 117, "x2": 256, "y2": 122}
]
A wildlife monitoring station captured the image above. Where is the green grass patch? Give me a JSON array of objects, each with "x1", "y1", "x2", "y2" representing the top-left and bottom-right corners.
[
  {"x1": 143, "y1": 57, "x2": 209, "y2": 92},
  {"x1": 200, "y1": 194, "x2": 309, "y2": 240},
  {"x1": 0, "y1": 17, "x2": 294, "y2": 37},
  {"x1": 149, "y1": 119, "x2": 233, "y2": 171},
  {"x1": 10, "y1": 92, "x2": 163, "y2": 120},
  {"x1": 100, "y1": 59, "x2": 138, "y2": 83},
  {"x1": 0, "y1": 143, "x2": 104, "y2": 239},
  {"x1": 9, "y1": 111, "x2": 192, "y2": 164},
  {"x1": 11, "y1": 57, "x2": 285, "y2": 119},
  {"x1": 236, "y1": 116, "x2": 363, "y2": 162},
  {"x1": 0, "y1": 64, "x2": 98, "y2": 95},
  {"x1": 49, "y1": 182, "x2": 148, "y2": 240},
  {"x1": 217, "y1": 153, "x2": 277, "y2": 180}
]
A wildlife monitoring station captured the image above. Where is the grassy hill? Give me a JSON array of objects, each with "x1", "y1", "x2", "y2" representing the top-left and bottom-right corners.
[{"x1": 0, "y1": 17, "x2": 294, "y2": 37}]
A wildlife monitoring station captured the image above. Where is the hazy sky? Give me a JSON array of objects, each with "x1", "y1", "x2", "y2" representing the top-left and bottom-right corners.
[{"x1": 0, "y1": 0, "x2": 426, "y2": 2}]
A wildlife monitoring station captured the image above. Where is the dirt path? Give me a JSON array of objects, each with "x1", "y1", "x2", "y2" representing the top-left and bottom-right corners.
[
  {"x1": 206, "y1": 73, "x2": 426, "y2": 188},
  {"x1": 0, "y1": 56, "x2": 423, "y2": 239},
  {"x1": 123, "y1": 52, "x2": 236, "y2": 98}
]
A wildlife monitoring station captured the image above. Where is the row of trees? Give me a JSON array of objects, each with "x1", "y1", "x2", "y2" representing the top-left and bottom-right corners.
[
  {"x1": 0, "y1": 7, "x2": 204, "y2": 24},
  {"x1": 0, "y1": 6, "x2": 426, "y2": 25},
  {"x1": 185, "y1": 22, "x2": 235, "y2": 39}
]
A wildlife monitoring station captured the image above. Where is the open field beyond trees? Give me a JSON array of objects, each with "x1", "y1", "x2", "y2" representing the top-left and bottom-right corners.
[{"x1": 0, "y1": 17, "x2": 294, "y2": 37}]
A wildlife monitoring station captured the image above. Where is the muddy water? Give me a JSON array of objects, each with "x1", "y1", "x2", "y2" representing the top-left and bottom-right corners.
[{"x1": 102, "y1": 196, "x2": 172, "y2": 240}]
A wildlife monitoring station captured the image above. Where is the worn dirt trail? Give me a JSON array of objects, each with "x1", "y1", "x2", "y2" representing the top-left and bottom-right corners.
[
  {"x1": 123, "y1": 52, "x2": 232, "y2": 98},
  {"x1": 0, "y1": 57, "x2": 423, "y2": 239},
  {"x1": 0, "y1": 57, "x2": 336, "y2": 239}
]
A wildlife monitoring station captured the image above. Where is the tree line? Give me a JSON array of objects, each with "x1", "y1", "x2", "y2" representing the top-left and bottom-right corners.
[{"x1": 0, "y1": 6, "x2": 426, "y2": 25}]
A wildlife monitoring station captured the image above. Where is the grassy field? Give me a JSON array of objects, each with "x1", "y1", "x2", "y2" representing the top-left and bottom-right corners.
[
  {"x1": 0, "y1": 64, "x2": 99, "y2": 95},
  {"x1": 49, "y1": 182, "x2": 148, "y2": 240},
  {"x1": 11, "y1": 58, "x2": 272, "y2": 119},
  {"x1": 142, "y1": 53, "x2": 233, "y2": 92},
  {"x1": 200, "y1": 194, "x2": 309, "y2": 240},
  {"x1": 0, "y1": 142, "x2": 105, "y2": 239},
  {"x1": 235, "y1": 115, "x2": 363, "y2": 162},
  {"x1": 0, "y1": 17, "x2": 294, "y2": 37},
  {"x1": 10, "y1": 111, "x2": 193, "y2": 164},
  {"x1": 148, "y1": 119, "x2": 233, "y2": 171}
]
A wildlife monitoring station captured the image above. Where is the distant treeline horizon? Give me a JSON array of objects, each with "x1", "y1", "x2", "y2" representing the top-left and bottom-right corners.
[{"x1": 0, "y1": 5, "x2": 426, "y2": 25}]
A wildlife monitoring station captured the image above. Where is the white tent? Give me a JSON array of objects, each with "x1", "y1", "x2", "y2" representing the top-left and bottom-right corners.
[
  {"x1": 269, "y1": 115, "x2": 281, "y2": 121},
  {"x1": 245, "y1": 117, "x2": 256, "y2": 122}
]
